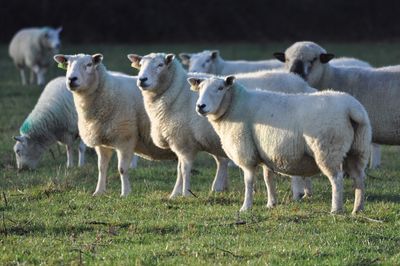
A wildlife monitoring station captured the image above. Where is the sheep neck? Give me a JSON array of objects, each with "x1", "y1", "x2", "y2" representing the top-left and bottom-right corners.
[{"x1": 73, "y1": 66, "x2": 111, "y2": 121}]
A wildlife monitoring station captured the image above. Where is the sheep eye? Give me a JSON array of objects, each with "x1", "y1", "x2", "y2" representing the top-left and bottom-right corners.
[
  {"x1": 86, "y1": 63, "x2": 93, "y2": 67},
  {"x1": 218, "y1": 86, "x2": 224, "y2": 91},
  {"x1": 206, "y1": 59, "x2": 211, "y2": 63},
  {"x1": 158, "y1": 63, "x2": 164, "y2": 67}
]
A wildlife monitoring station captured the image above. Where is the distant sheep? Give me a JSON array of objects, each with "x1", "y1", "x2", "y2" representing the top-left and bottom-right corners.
[
  {"x1": 13, "y1": 76, "x2": 86, "y2": 170},
  {"x1": 274, "y1": 41, "x2": 400, "y2": 168},
  {"x1": 179, "y1": 50, "x2": 283, "y2": 74},
  {"x1": 179, "y1": 50, "x2": 372, "y2": 75},
  {"x1": 189, "y1": 75, "x2": 371, "y2": 214},
  {"x1": 9, "y1": 27, "x2": 62, "y2": 86},
  {"x1": 54, "y1": 53, "x2": 176, "y2": 196}
]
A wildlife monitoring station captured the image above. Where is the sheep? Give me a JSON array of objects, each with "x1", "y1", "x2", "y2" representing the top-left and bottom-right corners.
[
  {"x1": 53, "y1": 53, "x2": 176, "y2": 197},
  {"x1": 128, "y1": 52, "x2": 319, "y2": 199},
  {"x1": 189, "y1": 75, "x2": 372, "y2": 214},
  {"x1": 9, "y1": 27, "x2": 62, "y2": 86},
  {"x1": 274, "y1": 41, "x2": 400, "y2": 169},
  {"x1": 179, "y1": 50, "x2": 372, "y2": 75},
  {"x1": 13, "y1": 76, "x2": 86, "y2": 170},
  {"x1": 179, "y1": 50, "x2": 283, "y2": 75}
]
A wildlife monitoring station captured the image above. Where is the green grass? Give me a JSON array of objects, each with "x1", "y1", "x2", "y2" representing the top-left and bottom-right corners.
[{"x1": 1, "y1": 42, "x2": 400, "y2": 265}]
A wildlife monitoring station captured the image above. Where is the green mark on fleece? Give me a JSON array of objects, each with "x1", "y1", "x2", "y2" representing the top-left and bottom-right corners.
[{"x1": 20, "y1": 118, "x2": 31, "y2": 134}]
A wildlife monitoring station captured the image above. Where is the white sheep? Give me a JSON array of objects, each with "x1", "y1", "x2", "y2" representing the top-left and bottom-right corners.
[
  {"x1": 274, "y1": 41, "x2": 399, "y2": 168},
  {"x1": 9, "y1": 27, "x2": 62, "y2": 86},
  {"x1": 179, "y1": 50, "x2": 283, "y2": 75},
  {"x1": 179, "y1": 50, "x2": 372, "y2": 75},
  {"x1": 128, "y1": 53, "x2": 320, "y2": 200},
  {"x1": 53, "y1": 53, "x2": 176, "y2": 196},
  {"x1": 189, "y1": 76, "x2": 371, "y2": 214},
  {"x1": 13, "y1": 76, "x2": 86, "y2": 170}
]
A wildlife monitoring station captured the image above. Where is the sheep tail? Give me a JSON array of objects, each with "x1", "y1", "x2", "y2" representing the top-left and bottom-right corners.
[{"x1": 348, "y1": 103, "x2": 372, "y2": 164}]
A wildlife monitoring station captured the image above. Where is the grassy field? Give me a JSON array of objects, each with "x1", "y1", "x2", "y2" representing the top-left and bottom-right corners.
[{"x1": 1, "y1": 42, "x2": 400, "y2": 265}]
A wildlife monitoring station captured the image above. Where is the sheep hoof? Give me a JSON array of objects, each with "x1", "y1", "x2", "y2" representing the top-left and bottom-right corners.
[
  {"x1": 266, "y1": 202, "x2": 276, "y2": 209},
  {"x1": 330, "y1": 208, "x2": 344, "y2": 214},
  {"x1": 239, "y1": 205, "x2": 251, "y2": 212},
  {"x1": 169, "y1": 192, "x2": 180, "y2": 199},
  {"x1": 92, "y1": 190, "x2": 105, "y2": 196}
]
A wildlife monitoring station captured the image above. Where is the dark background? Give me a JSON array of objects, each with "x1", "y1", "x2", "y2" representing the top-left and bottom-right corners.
[{"x1": 2, "y1": 0, "x2": 400, "y2": 43}]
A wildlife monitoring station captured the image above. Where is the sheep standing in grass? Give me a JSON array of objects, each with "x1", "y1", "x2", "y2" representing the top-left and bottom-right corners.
[
  {"x1": 128, "y1": 53, "x2": 319, "y2": 199},
  {"x1": 53, "y1": 53, "x2": 176, "y2": 196},
  {"x1": 13, "y1": 77, "x2": 86, "y2": 170},
  {"x1": 179, "y1": 50, "x2": 372, "y2": 75},
  {"x1": 274, "y1": 41, "x2": 400, "y2": 168},
  {"x1": 189, "y1": 76, "x2": 371, "y2": 214},
  {"x1": 9, "y1": 27, "x2": 62, "y2": 86}
]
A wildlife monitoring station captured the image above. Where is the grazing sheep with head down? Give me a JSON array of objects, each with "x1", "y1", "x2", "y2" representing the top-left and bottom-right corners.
[
  {"x1": 13, "y1": 76, "x2": 86, "y2": 170},
  {"x1": 9, "y1": 27, "x2": 62, "y2": 86},
  {"x1": 189, "y1": 75, "x2": 371, "y2": 214},
  {"x1": 53, "y1": 53, "x2": 176, "y2": 197},
  {"x1": 274, "y1": 41, "x2": 400, "y2": 168}
]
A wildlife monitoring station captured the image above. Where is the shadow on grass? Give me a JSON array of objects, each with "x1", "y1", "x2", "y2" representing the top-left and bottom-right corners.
[
  {"x1": 366, "y1": 193, "x2": 400, "y2": 203},
  {"x1": 0, "y1": 223, "x2": 95, "y2": 236}
]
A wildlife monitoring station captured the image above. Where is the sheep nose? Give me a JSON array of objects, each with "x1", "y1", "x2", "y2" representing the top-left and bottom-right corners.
[
  {"x1": 139, "y1": 77, "x2": 148, "y2": 82},
  {"x1": 197, "y1": 103, "x2": 206, "y2": 110},
  {"x1": 68, "y1": 77, "x2": 78, "y2": 82}
]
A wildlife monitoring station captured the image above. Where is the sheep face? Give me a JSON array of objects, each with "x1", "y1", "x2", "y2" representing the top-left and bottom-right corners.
[
  {"x1": 189, "y1": 76, "x2": 235, "y2": 117},
  {"x1": 54, "y1": 54, "x2": 103, "y2": 93},
  {"x1": 180, "y1": 50, "x2": 219, "y2": 73},
  {"x1": 274, "y1": 41, "x2": 334, "y2": 86},
  {"x1": 134, "y1": 53, "x2": 175, "y2": 91},
  {"x1": 13, "y1": 136, "x2": 42, "y2": 170},
  {"x1": 40, "y1": 27, "x2": 62, "y2": 51}
]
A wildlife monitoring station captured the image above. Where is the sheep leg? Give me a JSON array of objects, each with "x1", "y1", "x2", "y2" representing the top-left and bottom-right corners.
[
  {"x1": 78, "y1": 141, "x2": 86, "y2": 167},
  {"x1": 179, "y1": 155, "x2": 194, "y2": 197},
  {"x1": 303, "y1": 177, "x2": 312, "y2": 198},
  {"x1": 291, "y1": 176, "x2": 305, "y2": 200},
  {"x1": 29, "y1": 69, "x2": 35, "y2": 84},
  {"x1": 344, "y1": 156, "x2": 366, "y2": 214},
  {"x1": 130, "y1": 154, "x2": 139, "y2": 169},
  {"x1": 240, "y1": 166, "x2": 256, "y2": 212},
  {"x1": 66, "y1": 144, "x2": 74, "y2": 168},
  {"x1": 211, "y1": 155, "x2": 229, "y2": 192},
  {"x1": 20, "y1": 69, "x2": 27, "y2": 85},
  {"x1": 292, "y1": 176, "x2": 313, "y2": 200},
  {"x1": 116, "y1": 148, "x2": 133, "y2": 197},
  {"x1": 369, "y1": 143, "x2": 381, "y2": 169},
  {"x1": 262, "y1": 166, "x2": 277, "y2": 208},
  {"x1": 32, "y1": 65, "x2": 46, "y2": 86},
  {"x1": 327, "y1": 171, "x2": 344, "y2": 213},
  {"x1": 169, "y1": 160, "x2": 183, "y2": 198},
  {"x1": 93, "y1": 146, "x2": 113, "y2": 196}
]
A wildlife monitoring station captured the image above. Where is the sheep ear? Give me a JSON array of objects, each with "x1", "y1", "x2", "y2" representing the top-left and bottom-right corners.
[
  {"x1": 165, "y1": 54, "x2": 175, "y2": 65},
  {"x1": 320, "y1": 53, "x2": 335, "y2": 64},
  {"x1": 127, "y1": 54, "x2": 142, "y2": 69},
  {"x1": 179, "y1": 53, "x2": 191, "y2": 65},
  {"x1": 187, "y1": 78, "x2": 203, "y2": 91},
  {"x1": 54, "y1": 54, "x2": 67, "y2": 64},
  {"x1": 13, "y1": 136, "x2": 24, "y2": 142},
  {"x1": 225, "y1": 76, "x2": 235, "y2": 87},
  {"x1": 211, "y1": 50, "x2": 219, "y2": 59},
  {"x1": 273, "y1": 52, "x2": 286, "y2": 62},
  {"x1": 56, "y1": 26, "x2": 63, "y2": 33},
  {"x1": 92, "y1": 53, "x2": 103, "y2": 65}
]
